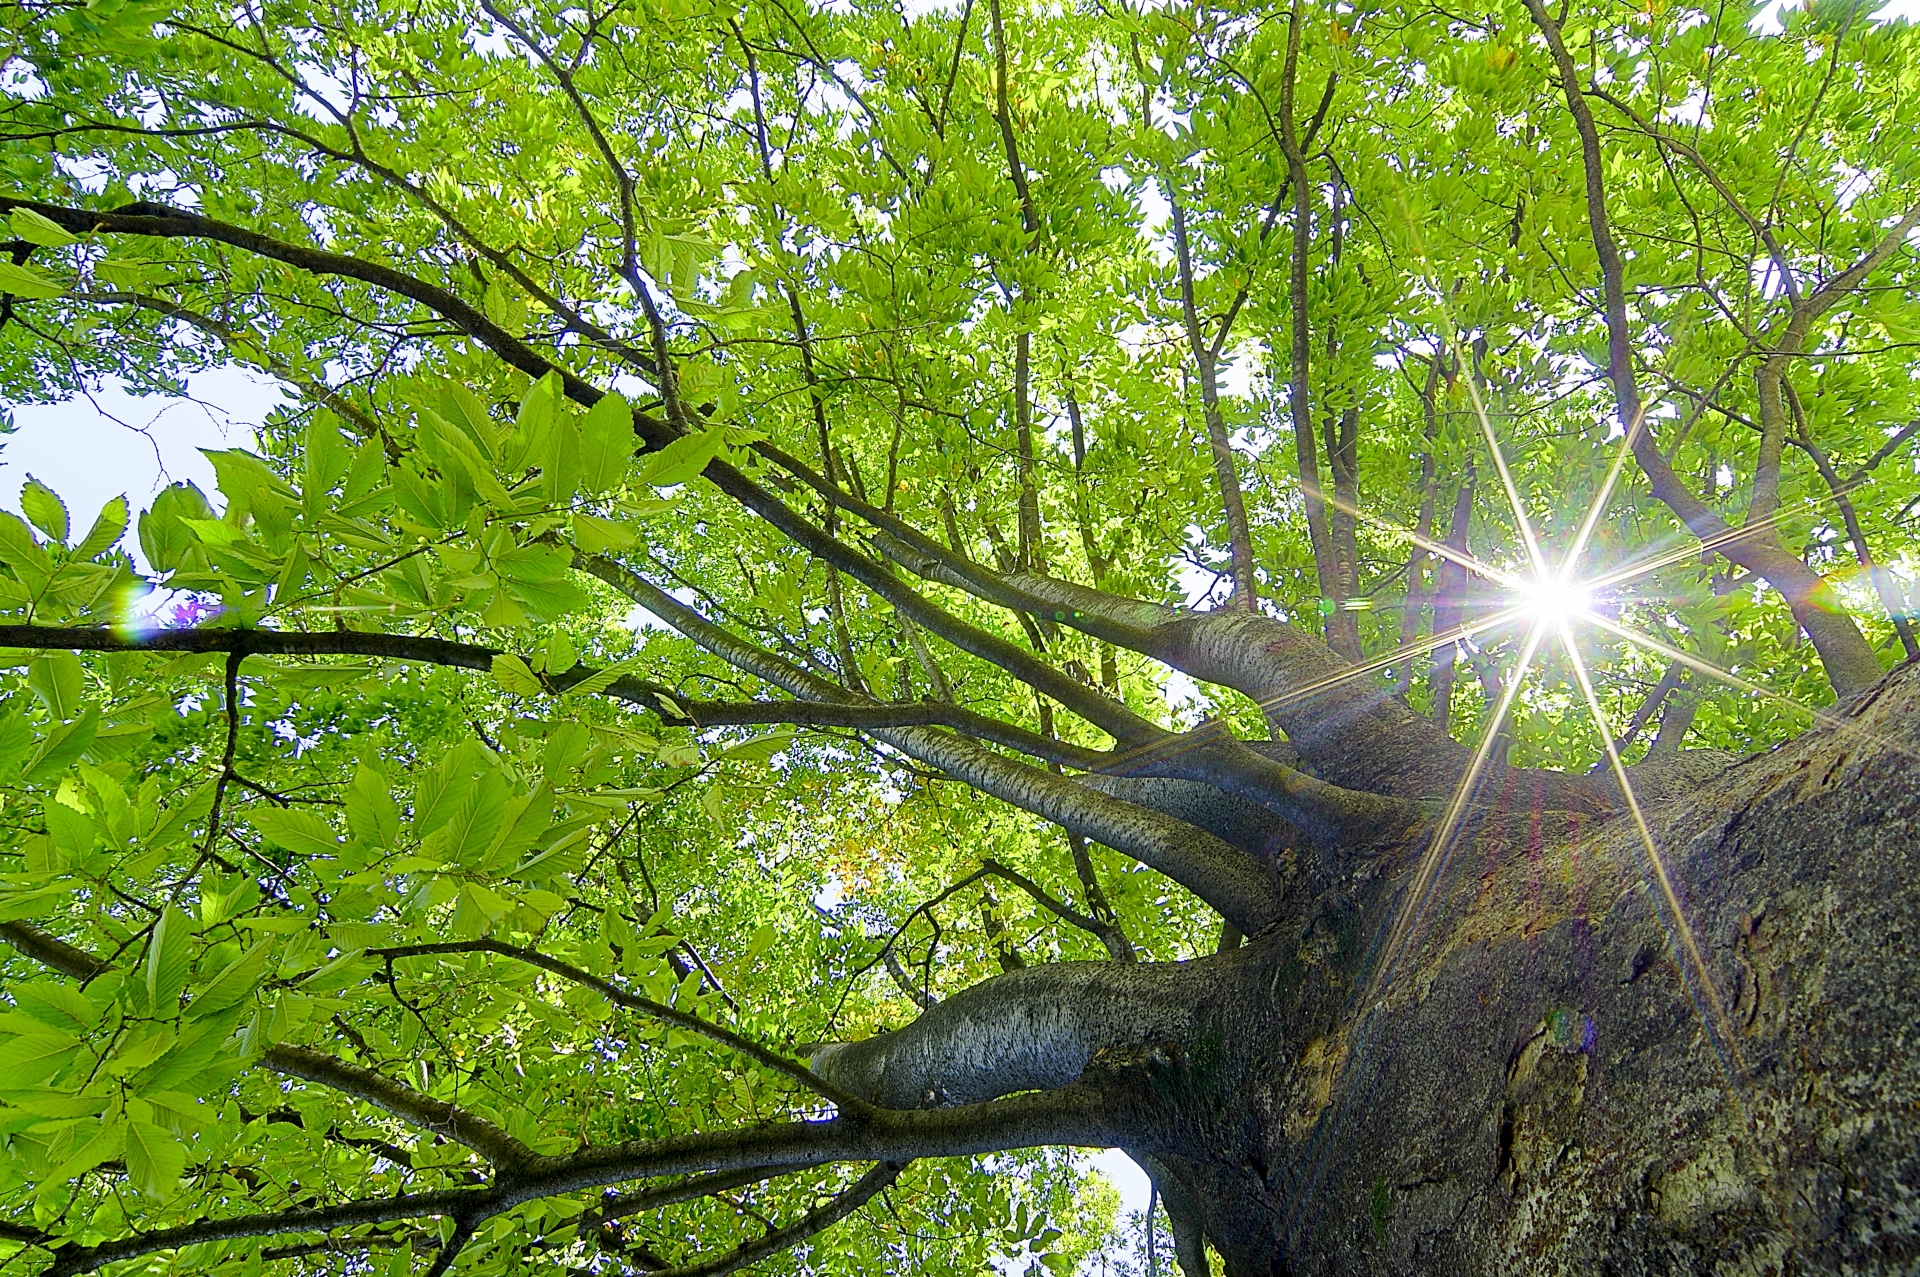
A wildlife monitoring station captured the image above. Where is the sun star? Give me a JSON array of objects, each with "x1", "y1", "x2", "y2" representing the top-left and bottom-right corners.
[{"x1": 1516, "y1": 575, "x2": 1593, "y2": 626}]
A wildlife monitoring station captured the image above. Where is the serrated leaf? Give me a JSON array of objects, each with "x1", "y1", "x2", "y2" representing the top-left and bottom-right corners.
[
  {"x1": 186, "y1": 940, "x2": 274, "y2": 1019},
  {"x1": 0, "y1": 259, "x2": 64, "y2": 299},
  {"x1": 133, "y1": 1010, "x2": 240, "y2": 1091},
  {"x1": 20, "y1": 475, "x2": 69, "y2": 543},
  {"x1": 137, "y1": 481, "x2": 215, "y2": 575},
  {"x1": 635, "y1": 426, "x2": 724, "y2": 489},
  {"x1": 124, "y1": 1117, "x2": 187, "y2": 1198},
  {"x1": 71, "y1": 495, "x2": 129, "y2": 559},
  {"x1": 24, "y1": 707, "x2": 99, "y2": 782},
  {"x1": 12, "y1": 980, "x2": 101, "y2": 1034},
  {"x1": 491, "y1": 653, "x2": 545, "y2": 697},
  {"x1": 144, "y1": 905, "x2": 194, "y2": 1014},
  {"x1": 299, "y1": 949, "x2": 375, "y2": 993},
  {"x1": 9, "y1": 206, "x2": 79, "y2": 247},
  {"x1": 94, "y1": 256, "x2": 156, "y2": 289},
  {"x1": 50, "y1": 1119, "x2": 124, "y2": 1183},
  {"x1": 0, "y1": 1032, "x2": 83, "y2": 1086},
  {"x1": 577, "y1": 393, "x2": 636, "y2": 494},
  {"x1": 344, "y1": 763, "x2": 401, "y2": 848},
  {"x1": 719, "y1": 731, "x2": 797, "y2": 765},
  {"x1": 570, "y1": 511, "x2": 638, "y2": 553},
  {"x1": 27, "y1": 651, "x2": 84, "y2": 719},
  {"x1": 558, "y1": 658, "x2": 639, "y2": 700},
  {"x1": 248, "y1": 809, "x2": 342, "y2": 859}
]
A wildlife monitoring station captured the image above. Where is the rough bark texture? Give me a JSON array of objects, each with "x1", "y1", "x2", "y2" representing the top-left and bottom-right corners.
[{"x1": 822, "y1": 660, "x2": 1920, "y2": 1275}]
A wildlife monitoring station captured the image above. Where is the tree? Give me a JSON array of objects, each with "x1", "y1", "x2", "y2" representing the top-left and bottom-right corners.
[{"x1": 0, "y1": 0, "x2": 1917, "y2": 1270}]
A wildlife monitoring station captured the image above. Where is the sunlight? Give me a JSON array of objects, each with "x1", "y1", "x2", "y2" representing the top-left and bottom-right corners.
[
  {"x1": 1514, "y1": 575, "x2": 1593, "y2": 627},
  {"x1": 1342, "y1": 364, "x2": 1752, "y2": 1103},
  {"x1": 1556, "y1": 622, "x2": 1747, "y2": 1092}
]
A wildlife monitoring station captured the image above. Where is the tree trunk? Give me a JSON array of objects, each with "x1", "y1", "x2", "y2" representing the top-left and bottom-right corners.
[{"x1": 820, "y1": 661, "x2": 1920, "y2": 1274}]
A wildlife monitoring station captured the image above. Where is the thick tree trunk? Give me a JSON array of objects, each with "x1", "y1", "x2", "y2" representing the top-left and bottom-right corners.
[{"x1": 823, "y1": 661, "x2": 1920, "y2": 1274}]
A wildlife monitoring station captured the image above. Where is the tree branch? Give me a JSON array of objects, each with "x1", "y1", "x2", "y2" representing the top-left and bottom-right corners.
[
  {"x1": 371, "y1": 939, "x2": 871, "y2": 1115},
  {"x1": 1517, "y1": 2, "x2": 1888, "y2": 698},
  {"x1": 641, "y1": 1161, "x2": 903, "y2": 1277},
  {"x1": 262, "y1": 1045, "x2": 532, "y2": 1169}
]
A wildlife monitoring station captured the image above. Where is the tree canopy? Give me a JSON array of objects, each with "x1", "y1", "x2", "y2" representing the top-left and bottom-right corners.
[{"x1": 0, "y1": 0, "x2": 1916, "y2": 1270}]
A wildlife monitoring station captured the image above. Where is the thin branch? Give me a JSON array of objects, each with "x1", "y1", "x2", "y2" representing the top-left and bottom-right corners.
[
  {"x1": 262, "y1": 1045, "x2": 534, "y2": 1169},
  {"x1": 370, "y1": 939, "x2": 873, "y2": 1115},
  {"x1": 642, "y1": 1161, "x2": 904, "y2": 1277},
  {"x1": 591, "y1": 1165, "x2": 795, "y2": 1226}
]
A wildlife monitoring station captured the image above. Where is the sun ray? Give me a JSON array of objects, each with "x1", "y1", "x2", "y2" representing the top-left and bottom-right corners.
[
  {"x1": 1366, "y1": 622, "x2": 1548, "y2": 1008},
  {"x1": 1556, "y1": 622, "x2": 1748, "y2": 1091},
  {"x1": 1248, "y1": 606, "x2": 1530, "y2": 719},
  {"x1": 1584, "y1": 482, "x2": 1879, "y2": 597},
  {"x1": 1578, "y1": 609, "x2": 1920, "y2": 767},
  {"x1": 1323, "y1": 488, "x2": 1525, "y2": 590},
  {"x1": 1460, "y1": 372, "x2": 1551, "y2": 576},
  {"x1": 1579, "y1": 611, "x2": 1838, "y2": 728},
  {"x1": 1096, "y1": 607, "x2": 1530, "y2": 779},
  {"x1": 1557, "y1": 405, "x2": 1647, "y2": 585}
]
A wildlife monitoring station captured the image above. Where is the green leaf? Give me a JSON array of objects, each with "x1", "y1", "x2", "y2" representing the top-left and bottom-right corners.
[
  {"x1": 635, "y1": 427, "x2": 724, "y2": 489},
  {"x1": 186, "y1": 941, "x2": 274, "y2": 1019},
  {"x1": 0, "y1": 509, "x2": 46, "y2": 568},
  {"x1": 50, "y1": 1119, "x2": 125, "y2": 1183},
  {"x1": 94, "y1": 256, "x2": 156, "y2": 289},
  {"x1": 0, "y1": 260, "x2": 64, "y2": 299},
  {"x1": 24, "y1": 707, "x2": 99, "y2": 782},
  {"x1": 9, "y1": 206, "x2": 79, "y2": 248},
  {"x1": 505, "y1": 372, "x2": 561, "y2": 473},
  {"x1": 248, "y1": 809, "x2": 342, "y2": 860},
  {"x1": 577, "y1": 393, "x2": 636, "y2": 494},
  {"x1": 558, "y1": 659, "x2": 638, "y2": 700},
  {"x1": 124, "y1": 1117, "x2": 187, "y2": 1198},
  {"x1": 494, "y1": 542, "x2": 591, "y2": 620},
  {"x1": 450, "y1": 882, "x2": 512, "y2": 938},
  {"x1": 483, "y1": 783, "x2": 555, "y2": 867},
  {"x1": 419, "y1": 409, "x2": 515, "y2": 510},
  {"x1": 133, "y1": 1010, "x2": 243, "y2": 1091},
  {"x1": 571, "y1": 512, "x2": 638, "y2": 553},
  {"x1": 0, "y1": 1032, "x2": 83, "y2": 1086},
  {"x1": 27, "y1": 651, "x2": 85, "y2": 719},
  {"x1": 344, "y1": 763, "x2": 402, "y2": 848},
  {"x1": 20, "y1": 475, "x2": 69, "y2": 543},
  {"x1": 145, "y1": 905, "x2": 194, "y2": 1014},
  {"x1": 719, "y1": 731, "x2": 797, "y2": 765},
  {"x1": 12, "y1": 980, "x2": 102, "y2": 1034},
  {"x1": 137, "y1": 482, "x2": 215, "y2": 575},
  {"x1": 491, "y1": 653, "x2": 545, "y2": 697},
  {"x1": 507, "y1": 826, "x2": 591, "y2": 883},
  {"x1": 299, "y1": 949, "x2": 376, "y2": 994},
  {"x1": 44, "y1": 799, "x2": 99, "y2": 864},
  {"x1": 72, "y1": 495, "x2": 129, "y2": 559}
]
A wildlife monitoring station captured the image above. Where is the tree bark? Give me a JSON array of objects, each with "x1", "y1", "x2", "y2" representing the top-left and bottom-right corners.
[{"x1": 816, "y1": 660, "x2": 1920, "y2": 1274}]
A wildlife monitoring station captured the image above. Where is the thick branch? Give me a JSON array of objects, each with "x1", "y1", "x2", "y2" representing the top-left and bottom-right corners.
[
  {"x1": 0, "y1": 624, "x2": 1097, "y2": 772},
  {"x1": 0, "y1": 921, "x2": 112, "y2": 980},
  {"x1": 45, "y1": 1191, "x2": 487, "y2": 1277},
  {"x1": 811, "y1": 961, "x2": 1212, "y2": 1108},
  {"x1": 583, "y1": 558, "x2": 1293, "y2": 932}
]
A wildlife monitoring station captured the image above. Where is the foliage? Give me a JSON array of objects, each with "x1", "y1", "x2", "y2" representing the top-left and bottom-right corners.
[{"x1": 0, "y1": 0, "x2": 1915, "y2": 1270}]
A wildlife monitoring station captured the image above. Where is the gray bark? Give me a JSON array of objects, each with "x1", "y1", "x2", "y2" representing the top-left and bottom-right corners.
[{"x1": 808, "y1": 661, "x2": 1920, "y2": 1274}]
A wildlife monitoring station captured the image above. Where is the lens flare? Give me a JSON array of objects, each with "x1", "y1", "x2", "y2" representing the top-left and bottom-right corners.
[{"x1": 1516, "y1": 576, "x2": 1592, "y2": 626}]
